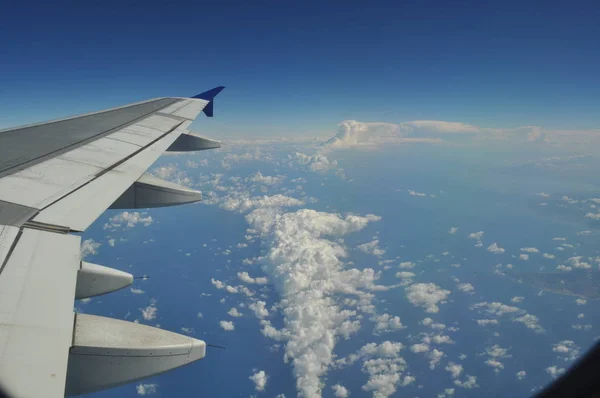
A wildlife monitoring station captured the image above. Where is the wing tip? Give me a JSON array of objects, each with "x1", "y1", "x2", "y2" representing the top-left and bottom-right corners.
[{"x1": 192, "y1": 86, "x2": 225, "y2": 101}]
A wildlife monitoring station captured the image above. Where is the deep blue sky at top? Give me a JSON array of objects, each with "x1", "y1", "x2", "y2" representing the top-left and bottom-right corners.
[{"x1": 1, "y1": 0, "x2": 599, "y2": 135}]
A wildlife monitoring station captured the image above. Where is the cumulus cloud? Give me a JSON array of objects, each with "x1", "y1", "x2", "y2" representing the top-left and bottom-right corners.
[
  {"x1": 220, "y1": 320, "x2": 235, "y2": 331},
  {"x1": 336, "y1": 342, "x2": 409, "y2": 398},
  {"x1": 552, "y1": 340, "x2": 580, "y2": 361},
  {"x1": 576, "y1": 298, "x2": 587, "y2": 305},
  {"x1": 516, "y1": 371, "x2": 526, "y2": 380},
  {"x1": 454, "y1": 375, "x2": 478, "y2": 389},
  {"x1": 228, "y1": 308, "x2": 243, "y2": 317},
  {"x1": 398, "y1": 261, "x2": 415, "y2": 269},
  {"x1": 410, "y1": 343, "x2": 430, "y2": 353},
  {"x1": 136, "y1": 383, "x2": 158, "y2": 395},
  {"x1": 521, "y1": 247, "x2": 539, "y2": 253},
  {"x1": 457, "y1": 283, "x2": 475, "y2": 293},
  {"x1": 585, "y1": 212, "x2": 600, "y2": 220},
  {"x1": 546, "y1": 366, "x2": 565, "y2": 379},
  {"x1": 471, "y1": 302, "x2": 544, "y2": 333},
  {"x1": 565, "y1": 256, "x2": 591, "y2": 269},
  {"x1": 468, "y1": 231, "x2": 484, "y2": 240},
  {"x1": 449, "y1": 227, "x2": 458, "y2": 234},
  {"x1": 249, "y1": 301, "x2": 269, "y2": 319},
  {"x1": 371, "y1": 313, "x2": 405, "y2": 334},
  {"x1": 428, "y1": 349, "x2": 445, "y2": 369},
  {"x1": 405, "y1": 283, "x2": 451, "y2": 313},
  {"x1": 140, "y1": 300, "x2": 157, "y2": 321},
  {"x1": 292, "y1": 152, "x2": 338, "y2": 172},
  {"x1": 249, "y1": 370, "x2": 267, "y2": 391},
  {"x1": 80, "y1": 239, "x2": 101, "y2": 259},
  {"x1": 321, "y1": 118, "x2": 573, "y2": 149},
  {"x1": 357, "y1": 239, "x2": 386, "y2": 257},
  {"x1": 487, "y1": 243, "x2": 505, "y2": 254},
  {"x1": 237, "y1": 271, "x2": 269, "y2": 285},
  {"x1": 249, "y1": 171, "x2": 285, "y2": 185},
  {"x1": 241, "y1": 208, "x2": 386, "y2": 397},
  {"x1": 476, "y1": 319, "x2": 499, "y2": 326},
  {"x1": 104, "y1": 211, "x2": 153, "y2": 230},
  {"x1": 331, "y1": 384, "x2": 350, "y2": 398},
  {"x1": 445, "y1": 362, "x2": 464, "y2": 379},
  {"x1": 221, "y1": 194, "x2": 305, "y2": 213}
]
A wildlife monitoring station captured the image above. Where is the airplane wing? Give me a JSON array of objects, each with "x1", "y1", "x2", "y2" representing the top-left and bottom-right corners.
[{"x1": 0, "y1": 87, "x2": 225, "y2": 397}]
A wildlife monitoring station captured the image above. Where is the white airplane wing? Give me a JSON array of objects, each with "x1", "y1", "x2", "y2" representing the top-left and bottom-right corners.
[{"x1": 0, "y1": 87, "x2": 225, "y2": 397}]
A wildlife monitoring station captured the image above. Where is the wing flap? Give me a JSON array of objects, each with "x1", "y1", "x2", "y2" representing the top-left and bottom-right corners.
[{"x1": 0, "y1": 228, "x2": 80, "y2": 397}]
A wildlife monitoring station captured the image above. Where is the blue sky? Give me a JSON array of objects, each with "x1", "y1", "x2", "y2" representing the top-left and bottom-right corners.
[{"x1": 1, "y1": 0, "x2": 599, "y2": 134}]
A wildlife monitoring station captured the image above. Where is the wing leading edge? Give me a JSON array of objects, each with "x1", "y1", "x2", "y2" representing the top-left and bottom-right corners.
[{"x1": 0, "y1": 87, "x2": 224, "y2": 397}]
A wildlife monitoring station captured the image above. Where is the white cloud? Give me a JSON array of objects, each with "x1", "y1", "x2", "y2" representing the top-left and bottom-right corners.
[
  {"x1": 428, "y1": 349, "x2": 445, "y2": 369},
  {"x1": 80, "y1": 239, "x2": 101, "y2": 259},
  {"x1": 520, "y1": 247, "x2": 539, "y2": 253},
  {"x1": 249, "y1": 370, "x2": 267, "y2": 391},
  {"x1": 249, "y1": 301, "x2": 269, "y2": 319},
  {"x1": 519, "y1": 254, "x2": 529, "y2": 261},
  {"x1": 336, "y1": 342, "x2": 409, "y2": 398},
  {"x1": 249, "y1": 171, "x2": 285, "y2": 185},
  {"x1": 408, "y1": 190, "x2": 427, "y2": 197},
  {"x1": 410, "y1": 343, "x2": 430, "y2": 353},
  {"x1": 546, "y1": 366, "x2": 565, "y2": 379},
  {"x1": 130, "y1": 287, "x2": 145, "y2": 294},
  {"x1": 445, "y1": 362, "x2": 464, "y2": 379},
  {"x1": 241, "y1": 208, "x2": 385, "y2": 397},
  {"x1": 476, "y1": 319, "x2": 499, "y2": 326},
  {"x1": 107, "y1": 238, "x2": 115, "y2": 247},
  {"x1": 487, "y1": 243, "x2": 505, "y2": 254},
  {"x1": 471, "y1": 302, "x2": 520, "y2": 316},
  {"x1": 237, "y1": 271, "x2": 269, "y2": 285},
  {"x1": 468, "y1": 231, "x2": 484, "y2": 240},
  {"x1": 221, "y1": 194, "x2": 305, "y2": 213},
  {"x1": 372, "y1": 313, "x2": 405, "y2": 334},
  {"x1": 566, "y1": 256, "x2": 591, "y2": 269},
  {"x1": 332, "y1": 384, "x2": 350, "y2": 398},
  {"x1": 292, "y1": 152, "x2": 338, "y2": 172},
  {"x1": 454, "y1": 375, "x2": 478, "y2": 389},
  {"x1": 471, "y1": 302, "x2": 544, "y2": 333},
  {"x1": 552, "y1": 340, "x2": 580, "y2": 361},
  {"x1": 220, "y1": 320, "x2": 235, "y2": 331},
  {"x1": 516, "y1": 371, "x2": 526, "y2": 380},
  {"x1": 398, "y1": 261, "x2": 415, "y2": 269},
  {"x1": 405, "y1": 283, "x2": 451, "y2": 313},
  {"x1": 449, "y1": 227, "x2": 458, "y2": 234},
  {"x1": 510, "y1": 296, "x2": 524, "y2": 303},
  {"x1": 104, "y1": 211, "x2": 153, "y2": 230},
  {"x1": 485, "y1": 359, "x2": 504, "y2": 371},
  {"x1": 585, "y1": 212, "x2": 600, "y2": 220},
  {"x1": 576, "y1": 298, "x2": 587, "y2": 305},
  {"x1": 543, "y1": 253, "x2": 556, "y2": 259},
  {"x1": 325, "y1": 120, "x2": 403, "y2": 148},
  {"x1": 457, "y1": 283, "x2": 474, "y2": 293},
  {"x1": 357, "y1": 239, "x2": 386, "y2": 257},
  {"x1": 140, "y1": 301, "x2": 157, "y2": 321},
  {"x1": 228, "y1": 308, "x2": 243, "y2": 317},
  {"x1": 513, "y1": 314, "x2": 544, "y2": 333},
  {"x1": 136, "y1": 383, "x2": 158, "y2": 395},
  {"x1": 396, "y1": 271, "x2": 415, "y2": 285}
]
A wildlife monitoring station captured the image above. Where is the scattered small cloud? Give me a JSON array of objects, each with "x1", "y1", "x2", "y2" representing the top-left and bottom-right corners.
[
  {"x1": 220, "y1": 320, "x2": 235, "y2": 331},
  {"x1": 249, "y1": 370, "x2": 268, "y2": 391}
]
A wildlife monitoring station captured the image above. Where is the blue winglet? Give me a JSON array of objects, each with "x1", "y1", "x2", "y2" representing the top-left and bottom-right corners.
[
  {"x1": 193, "y1": 86, "x2": 225, "y2": 101},
  {"x1": 192, "y1": 86, "x2": 225, "y2": 117}
]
